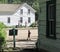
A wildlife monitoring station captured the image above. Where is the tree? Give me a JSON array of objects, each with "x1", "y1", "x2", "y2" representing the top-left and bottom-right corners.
[
  {"x1": 8, "y1": 0, "x2": 13, "y2": 4},
  {"x1": 32, "y1": 0, "x2": 39, "y2": 21},
  {"x1": 20, "y1": 0, "x2": 36, "y2": 6},
  {"x1": 13, "y1": 0, "x2": 21, "y2": 4}
]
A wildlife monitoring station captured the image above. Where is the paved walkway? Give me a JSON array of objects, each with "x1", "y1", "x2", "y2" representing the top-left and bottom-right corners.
[
  {"x1": 6, "y1": 36, "x2": 37, "y2": 48},
  {"x1": 7, "y1": 41, "x2": 36, "y2": 48},
  {"x1": 5, "y1": 28, "x2": 38, "y2": 48}
]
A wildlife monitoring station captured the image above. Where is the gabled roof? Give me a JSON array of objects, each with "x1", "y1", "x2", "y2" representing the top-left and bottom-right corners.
[
  {"x1": 0, "y1": 3, "x2": 36, "y2": 15},
  {"x1": 21, "y1": 3, "x2": 36, "y2": 12}
]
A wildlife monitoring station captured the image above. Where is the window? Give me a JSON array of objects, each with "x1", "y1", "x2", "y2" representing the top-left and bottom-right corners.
[
  {"x1": 20, "y1": 17, "x2": 23, "y2": 23},
  {"x1": 28, "y1": 9, "x2": 30, "y2": 14},
  {"x1": 20, "y1": 9, "x2": 23, "y2": 14},
  {"x1": 28, "y1": 17, "x2": 31, "y2": 23},
  {"x1": 46, "y1": 1, "x2": 56, "y2": 39},
  {"x1": 8, "y1": 17, "x2": 10, "y2": 23}
]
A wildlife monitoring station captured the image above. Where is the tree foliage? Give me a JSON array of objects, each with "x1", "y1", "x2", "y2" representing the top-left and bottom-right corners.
[
  {"x1": 0, "y1": 0, "x2": 39, "y2": 11},
  {"x1": 0, "y1": 22, "x2": 6, "y2": 29}
]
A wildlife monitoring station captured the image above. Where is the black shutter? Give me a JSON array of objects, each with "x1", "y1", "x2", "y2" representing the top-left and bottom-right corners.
[{"x1": 46, "y1": 1, "x2": 56, "y2": 39}]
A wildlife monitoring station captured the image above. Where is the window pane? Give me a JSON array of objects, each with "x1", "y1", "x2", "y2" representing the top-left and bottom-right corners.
[
  {"x1": 20, "y1": 9, "x2": 23, "y2": 14},
  {"x1": 28, "y1": 17, "x2": 30, "y2": 23},
  {"x1": 48, "y1": 5, "x2": 55, "y2": 19},
  {"x1": 8, "y1": 17, "x2": 10, "y2": 23},
  {"x1": 28, "y1": 9, "x2": 30, "y2": 14},
  {"x1": 20, "y1": 17, "x2": 23, "y2": 23},
  {"x1": 49, "y1": 21, "x2": 54, "y2": 35}
]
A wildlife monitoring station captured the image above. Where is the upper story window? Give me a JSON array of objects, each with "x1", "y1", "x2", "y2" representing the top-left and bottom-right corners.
[
  {"x1": 20, "y1": 9, "x2": 23, "y2": 14},
  {"x1": 20, "y1": 17, "x2": 23, "y2": 23},
  {"x1": 28, "y1": 17, "x2": 31, "y2": 23},
  {"x1": 28, "y1": 9, "x2": 30, "y2": 14},
  {"x1": 8, "y1": 17, "x2": 10, "y2": 23}
]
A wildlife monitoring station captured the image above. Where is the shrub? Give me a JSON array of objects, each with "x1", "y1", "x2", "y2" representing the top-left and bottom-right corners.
[
  {"x1": 0, "y1": 22, "x2": 6, "y2": 49},
  {"x1": 29, "y1": 23, "x2": 37, "y2": 27},
  {"x1": 0, "y1": 22, "x2": 6, "y2": 29}
]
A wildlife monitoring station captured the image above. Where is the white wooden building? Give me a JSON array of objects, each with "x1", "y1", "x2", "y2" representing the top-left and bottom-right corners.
[{"x1": 0, "y1": 3, "x2": 36, "y2": 26}]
